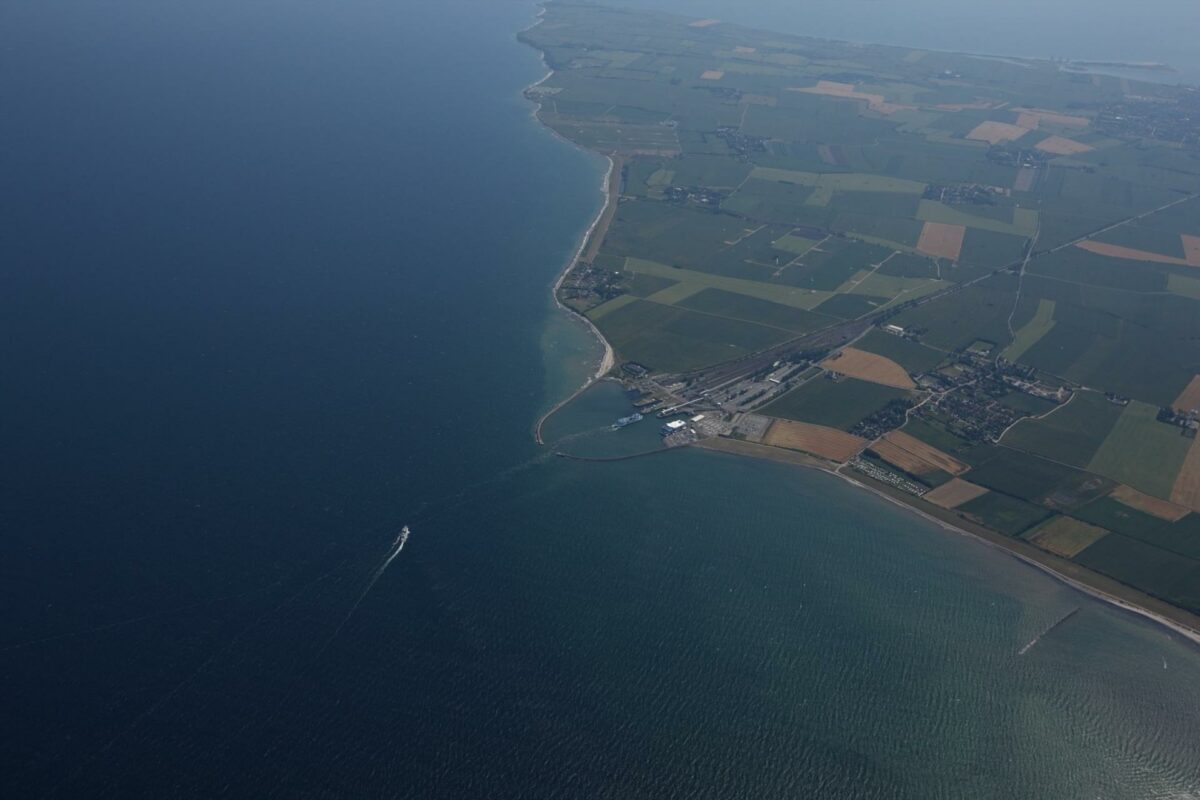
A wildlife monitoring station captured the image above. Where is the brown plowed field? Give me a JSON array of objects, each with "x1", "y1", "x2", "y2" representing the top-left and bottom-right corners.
[
  {"x1": 1076, "y1": 240, "x2": 1188, "y2": 265},
  {"x1": 1014, "y1": 108, "x2": 1090, "y2": 128},
  {"x1": 884, "y1": 430, "x2": 968, "y2": 474},
  {"x1": 1170, "y1": 438, "x2": 1200, "y2": 512},
  {"x1": 763, "y1": 419, "x2": 867, "y2": 462},
  {"x1": 923, "y1": 479, "x2": 988, "y2": 509},
  {"x1": 966, "y1": 121, "x2": 1027, "y2": 144},
  {"x1": 917, "y1": 221, "x2": 966, "y2": 260},
  {"x1": 1172, "y1": 375, "x2": 1200, "y2": 415},
  {"x1": 1029, "y1": 517, "x2": 1109, "y2": 558},
  {"x1": 791, "y1": 81, "x2": 905, "y2": 114},
  {"x1": 1110, "y1": 484, "x2": 1190, "y2": 522},
  {"x1": 820, "y1": 348, "x2": 915, "y2": 389},
  {"x1": 871, "y1": 439, "x2": 936, "y2": 474},
  {"x1": 1183, "y1": 235, "x2": 1200, "y2": 266},
  {"x1": 1035, "y1": 135, "x2": 1093, "y2": 155}
]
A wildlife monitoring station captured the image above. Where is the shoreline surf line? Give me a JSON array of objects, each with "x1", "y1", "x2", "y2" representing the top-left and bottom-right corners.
[
  {"x1": 693, "y1": 437, "x2": 1200, "y2": 650},
  {"x1": 530, "y1": 151, "x2": 620, "y2": 445},
  {"x1": 520, "y1": 15, "x2": 617, "y2": 446}
]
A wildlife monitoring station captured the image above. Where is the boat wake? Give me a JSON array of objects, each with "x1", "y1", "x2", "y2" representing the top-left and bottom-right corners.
[{"x1": 323, "y1": 526, "x2": 410, "y2": 648}]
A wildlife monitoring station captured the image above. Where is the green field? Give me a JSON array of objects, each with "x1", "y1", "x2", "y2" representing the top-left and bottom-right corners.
[
  {"x1": 892, "y1": 275, "x2": 1017, "y2": 351},
  {"x1": 676, "y1": 288, "x2": 836, "y2": 333},
  {"x1": 1001, "y1": 298, "x2": 1055, "y2": 362},
  {"x1": 904, "y1": 417, "x2": 984, "y2": 457},
  {"x1": 623, "y1": 257, "x2": 833, "y2": 310},
  {"x1": 750, "y1": 167, "x2": 925, "y2": 194},
  {"x1": 763, "y1": 376, "x2": 911, "y2": 431},
  {"x1": 1086, "y1": 401, "x2": 1194, "y2": 499},
  {"x1": 1000, "y1": 391, "x2": 1123, "y2": 468},
  {"x1": 853, "y1": 329, "x2": 945, "y2": 374},
  {"x1": 591, "y1": 298, "x2": 793, "y2": 372},
  {"x1": 1167, "y1": 273, "x2": 1200, "y2": 300},
  {"x1": 963, "y1": 447, "x2": 1099, "y2": 504},
  {"x1": 958, "y1": 491, "x2": 1051, "y2": 536},
  {"x1": 917, "y1": 200, "x2": 1038, "y2": 237},
  {"x1": 772, "y1": 232, "x2": 821, "y2": 255},
  {"x1": 1074, "y1": 533, "x2": 1200, "y2": 613}
]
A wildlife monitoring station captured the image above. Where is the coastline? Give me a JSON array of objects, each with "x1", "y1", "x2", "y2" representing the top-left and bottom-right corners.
[
  {"x1": 696, "y1": 438, "x2": 1200, "y2": 649},
  {"x1": 530, "y1": 150, "x2": 619, "y2": 445},
  {"x1": 518, "y1": 11, "x2": 1200, "y2": 648},
  {"x1": 521, "y1": 18, "x2": 618, "y2": 445}
]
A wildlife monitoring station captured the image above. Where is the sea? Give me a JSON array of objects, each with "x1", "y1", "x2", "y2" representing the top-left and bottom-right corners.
[{"x1": 1, "y1": 1, "x2": 1197, "y2": 798}]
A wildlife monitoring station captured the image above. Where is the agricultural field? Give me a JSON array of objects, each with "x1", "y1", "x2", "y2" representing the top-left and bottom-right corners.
[
  {"x1": 1074, "y1": 534, "x2": 1200, "y2": 614},
  {"x1": 962, "y1": 448, "x2": 1105, "y2": 505},
  {"x1": 819, "y1": 348, "x2": 915, "y2": 389},
  {"x1": 589, "y1": 297, "x2": 793, "y2": 372},
  {"x1": 762, "y1": 376, "x2": 912, "y2": 431},
  {"x1": 762, "y1": 419, "x2": 867, "y2": 462},
  {"x1": 1026, "y1": 516, "x2": 1110, "y2": 558},
  {"x1": 957, "y1": 491, "x2": 1051, "y2": 536},
  {"x1": 923, "y1": 479, "x2": 988, "y2": 509},
  {"x1": 852, "y1": 330, "x2": 945, "y2": 374},
  {"x1": 524, "y1": 2, "x2": 1200, "y2": 617},
  {"x1": 1000, "y1": 391, "x2": 1123, "y2": 468},
  {"x1": 1086, "y1": 401, "x2": 1193, "y2": 500},
  {"x1": 882, "y1": 431, "x2": 967, "y2": 474},
  {"x1": 1172, "y1": 439, "x2": 1200, "y2": 512}
]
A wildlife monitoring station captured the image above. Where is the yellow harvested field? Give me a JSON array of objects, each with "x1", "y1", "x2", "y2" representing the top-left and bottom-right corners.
[
  {"x1": 1076, "y1": 240, "x2": 1189, "y2": 266},
  {"x1": 790, "y1": 80, "x2": 907, "y2": 114},
  {"x1": 689, "y1": 18, "x2": 720, "y2": 27},
  {"x1": 700, "y1": 70, "x2": 725, "y2": 81},
  {"x1": 871, "y1": 439, "x2": 937, "y2": 475},
  {"x1": 1013, "y1": 108, "x2": 1090, "y2": 128},
  {"x1": 820, "y1": 347, "x2": 915, "y2": 389},
  {"x1": 936, "y1": 100, "x2": 995, "y2": 111},
  {"x1": 1172, "y1": 375, "x2": 1200, "y2": 415},
  {"x1": 966, "y1": 121, "x2": 1028, "y2": 144},
  {"x1": 763, "y1": 419, "x2": 868, "y2": 462},
  {"x1": 1029, "y1": 517, "x2": 1109, "y2": 558},
  {"x1": 1035, "y1": 135, "x2": 1093, "y2": 155},
  {"x1": 917, "y1": 221, "x2": 966, "y2": 260},
  {"x1": 884, "y1": 430, "x2": 968, "y2": 475},
  {"x1": 1016, "y1": 112, "x2": 1041, "y2": 129},
  {"x1": 923, "y1": 479, "x2": 989, "y2": 509},
  {"x1": 1183, "y1": 235, "x2": 1200, "y2": 266},
  {"x1": 1171, "y1": 437, "x2": 1200, "y2": 512},
  {"x1": 1110, "y1": 484, "x2": 1190, "y2": 522}
]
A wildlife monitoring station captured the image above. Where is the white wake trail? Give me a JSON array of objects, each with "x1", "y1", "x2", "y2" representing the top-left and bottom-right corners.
[{"x1": 323, "y1": 526, "x2": 410, "y2": 647}]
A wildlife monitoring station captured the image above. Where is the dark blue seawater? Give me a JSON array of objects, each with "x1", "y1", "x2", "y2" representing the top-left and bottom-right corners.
[{"x1": 2, "y1": 1, "x2": 1199, "y2": 798}]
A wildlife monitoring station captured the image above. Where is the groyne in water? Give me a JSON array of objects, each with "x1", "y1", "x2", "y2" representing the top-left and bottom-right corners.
[{"x1": 1019, "y1": 607, "x2": 1080, "y2": 656}]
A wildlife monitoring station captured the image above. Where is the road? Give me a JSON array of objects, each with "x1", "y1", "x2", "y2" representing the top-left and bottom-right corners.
[{"x1": 666, "y1": 192, "x2": 1197, "y2": 399}]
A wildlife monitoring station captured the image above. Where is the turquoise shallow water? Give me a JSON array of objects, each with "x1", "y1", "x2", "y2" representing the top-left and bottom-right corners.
[{"x1": 2, "y1": 0, "x2": 1198, "y2": 796}]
